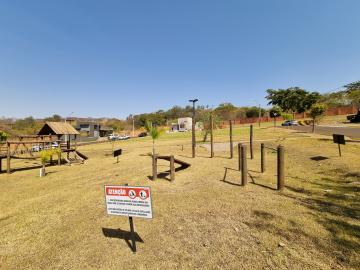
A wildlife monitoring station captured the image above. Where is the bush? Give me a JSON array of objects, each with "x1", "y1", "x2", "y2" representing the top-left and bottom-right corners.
[{"x1": 281, "y1": 113, "x2": 293, "y2": 120}]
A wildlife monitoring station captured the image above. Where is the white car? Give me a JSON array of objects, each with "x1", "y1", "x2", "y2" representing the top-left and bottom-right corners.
[
  {"x1": 31, "y1": 145, "x2": 42, "y2": 152},
  {"x1": 108, "y1": 134, "x2": 119, "y2": 141}
]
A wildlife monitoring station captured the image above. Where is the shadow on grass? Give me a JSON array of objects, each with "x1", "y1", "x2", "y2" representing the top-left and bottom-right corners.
[
  {"x1": 102, "y1": 227, "x2": 144, "y2": 252},
  {"x1": 2, "y1": 161, "x2": 65, "y2": 174},
  {"x1": 248, "y1": 172, "x2": 277, "y2": 191},
  {"x1": 220, "y1": 167, "x2": 242, "y2": 186}
]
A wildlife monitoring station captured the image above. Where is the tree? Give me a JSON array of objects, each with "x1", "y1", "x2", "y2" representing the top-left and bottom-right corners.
[
  {"x1": 198, "y1": 110, "x2": 221, "y2": 142},
  {"x1": 44, "y1": 114, "x2": 62, "y2": 122},
  {"x1": 39, "y1": 149, "x2": 60, "y2": 177},
  {"x1": 0, "y1": 131, "x2": 7, "y2": 141},
  {"x1": 343, "y1": 81, "x2": 360, "y2": 108},
  {"x1": 145, "y1": 121, "x2": 164, "y2": 156},
  {"x1": 269, "y1": 106, "x2": 282, "y2": 127},
  {"x1": 266, "y1": 87, "x2": 320, "y2": 116},
  {"x1": 214, "y1": 103, "x2": 237, "y2": 120},
  {"x1": 309, "y1": 104, "x2": 327, "y2": 132}
]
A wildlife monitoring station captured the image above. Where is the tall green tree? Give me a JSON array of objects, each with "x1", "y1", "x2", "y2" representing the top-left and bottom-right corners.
[
  {"x1": 266, "y1": 87, "x2": 320, "y2": 116},
  {"x1": 214, "y1": 103, "x2": 237, "y2": 120},
  {"x1": 344, "y1": 81, "x2": 360, "y2": 107}
]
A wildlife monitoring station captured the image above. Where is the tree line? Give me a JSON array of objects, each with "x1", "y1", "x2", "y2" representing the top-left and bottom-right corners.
[{"x1": 1, "y1": 81, "x2": 359, "y2": 137}]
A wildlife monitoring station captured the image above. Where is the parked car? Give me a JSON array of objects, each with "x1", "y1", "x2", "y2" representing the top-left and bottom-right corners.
[
  {"x1": 31, "y1": 145, "x2": 42, "y2": 152},
  {"x1": 138, "y1": 132, "x2": 147, "y2": 137},
  {"x1": 121, "y1": 135, "x2": 130, "y2": 140},
  {"x1": 108, "y1": 134, "x2": 119, "y2": 141},
  {"x1": 282, "y1": 120, "x2": 299, "y2": 126}
]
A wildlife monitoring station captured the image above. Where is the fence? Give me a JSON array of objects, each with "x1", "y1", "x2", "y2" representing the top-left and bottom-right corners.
[{"x1": 221, "y1": 105, "x2": 358, "y2": 126}]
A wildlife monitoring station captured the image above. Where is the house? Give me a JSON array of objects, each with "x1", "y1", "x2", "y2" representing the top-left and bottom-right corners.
[
  {"x1": 76, "y1": 122, "x2": 113, "y2": 137},
  {"x1": 178, "y1": 117, "x2": 192, "y2": 131},
  {"x1": 170, "y1": 117, "x2": 203, "y2": 132}
]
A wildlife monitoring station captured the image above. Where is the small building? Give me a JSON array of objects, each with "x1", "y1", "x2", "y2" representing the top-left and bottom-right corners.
[
  {"x1": 100, "y1": 126, "x2": 114, "y2": 137},
  {"x1": 76, "y1": 122, "x2": 113, "y2": 138},
  {"x1": 178, "y1": 117, "x2": 192, "y2": 131}
]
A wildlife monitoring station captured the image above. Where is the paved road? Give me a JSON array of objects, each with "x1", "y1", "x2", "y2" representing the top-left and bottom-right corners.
[{"x1": 281, "y1": 125, "x2": 360, "y2": 139}]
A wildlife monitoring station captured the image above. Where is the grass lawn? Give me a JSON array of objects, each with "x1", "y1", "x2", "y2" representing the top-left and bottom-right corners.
[{"x1": 0, "y1": 125, "x2": 359, "y2": 269}]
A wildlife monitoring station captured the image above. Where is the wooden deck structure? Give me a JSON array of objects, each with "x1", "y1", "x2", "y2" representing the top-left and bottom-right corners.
[{"x1": 0, "y1": 122, "x2": 87, "y2": 174}]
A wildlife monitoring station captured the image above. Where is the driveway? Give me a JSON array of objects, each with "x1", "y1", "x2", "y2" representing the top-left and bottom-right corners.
[{"x1": 281, "y1": 125, "x2": 360, "y2": 139}]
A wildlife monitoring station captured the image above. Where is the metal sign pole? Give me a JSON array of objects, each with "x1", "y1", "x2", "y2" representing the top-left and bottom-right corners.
[{"x1": 338, "y1": 143, "x2": 342, "y2": 157}]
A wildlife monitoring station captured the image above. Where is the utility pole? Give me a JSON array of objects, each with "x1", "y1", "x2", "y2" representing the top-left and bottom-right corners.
[
  {"x1": 189, "y1": 99, "x2": 198, "y2": 158},
  {"x1": 132, "y1": 116, "x2": 135, "y2": 138},
  {"x1": 258, "y1": 104, "x2": 261, "y2": 127}
]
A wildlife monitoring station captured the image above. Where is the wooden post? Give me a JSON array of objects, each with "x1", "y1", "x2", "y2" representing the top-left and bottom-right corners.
[
  {"x1": 210, "y1": 113, "x2": 214, "y2": 158},
  {"x1": 74, "y1": 135, "x2": 77, "y2": 151},
  {"x1": 7, "y1": 142, "x2": 10, "y2": 174},
  {"x1": 0, "y1": 157, "x2": 2, "y2": 173},
  {"x1": 229, "y1": 120, "x2": 233, "y2": 159},
  {"x1": 238, "y1": 143, "x2": 242, "y2": 171},
  {"x1": 58, "y1": 142, "x2": 61, "y2": 166},
  {"x1": 124, "y1": 183, "x2": 137, "y2": 253},
  {"x1": 250, "y1": 125, "x2": 254, "y2": 159},
  {"x1": 152, "y1": 155, "x2": 157, "y2": 180},
  {"x1": 277, "y1": 145, "x2": 285, "y2": 190},
  {"x1": 241, "y1": 144, "x2": 247, "y2": 186},
  {"x1": 261, "y1": 143, "x2": 265, "y2": 173},
  {"x1": 170, "y1": 155, "x2": 175, "y2": 182},
  {"x1": 129, "y1": 216, "x2": 136, "y2": 253}
]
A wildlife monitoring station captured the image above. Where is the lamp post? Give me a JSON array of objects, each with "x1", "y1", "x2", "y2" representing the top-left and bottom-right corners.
[{"x1": 189, "y1": 99, "x2": 198, "y2": 158}]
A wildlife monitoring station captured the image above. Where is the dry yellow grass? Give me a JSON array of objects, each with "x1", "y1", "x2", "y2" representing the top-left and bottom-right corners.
[{"x1": 0, "y1": 127, "x2": 359, "y2": 269}]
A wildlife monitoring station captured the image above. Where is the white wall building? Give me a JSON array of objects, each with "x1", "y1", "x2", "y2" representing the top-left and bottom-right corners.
[{"x1": 178, "y1": 117, "x2": 192, "y2": 131}]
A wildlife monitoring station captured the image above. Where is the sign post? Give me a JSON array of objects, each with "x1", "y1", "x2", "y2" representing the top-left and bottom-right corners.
[
  {"x1": 113, "y1": 149, "x2": 122, "y2": 163},
  {"x1": 332, "y1": 134, "x2": 345, "y2": 157},
  {"x1": 105, "y1": 184, "x2": 152, "y2": 253}
]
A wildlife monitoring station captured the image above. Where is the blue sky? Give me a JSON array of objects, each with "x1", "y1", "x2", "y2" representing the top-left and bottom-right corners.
[{"x1": 0, "y1": 0, "x2": 359, "y2": 119}]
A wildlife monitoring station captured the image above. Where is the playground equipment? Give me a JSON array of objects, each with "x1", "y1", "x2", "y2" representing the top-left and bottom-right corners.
[
  {"x1": 0, "y1": 122, "x2": 88, "y2": 174},
  {"x1": 237, "y1": 142, "x2": 285, "y2": 190},
  {"x1": 152, "y1": 155, "x2": 191, "y2": 181}
]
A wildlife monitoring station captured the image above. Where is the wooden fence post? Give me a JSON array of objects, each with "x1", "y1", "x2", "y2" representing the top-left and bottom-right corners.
[
  {"x1": 170, "y1": 155, "x2": 175, "y2": 182},
  {"x1": 229, "y1": 120, "x2": 233, "y2": 159},
  {"x1": 277, "y1": 145, "x2": 285, "y2": 190},
  {"x1": 238, "y1": 143, "x2": 242, "y2": 171},
  {"x1": 58, "y1": 143, "x2": 61, "y2": 166},
  {"x1": 250, "y1": 125, "x2": 254, "y2": 159},
  {"x1": 241, "y1": 144, "x2": 247, "y2": 186},
  {"x1": 7, "y1": 142, "x2": 10, "y2": 174},
  {"x1": 210, "y1": 113, "x2": 214, "y2": 158},
  {"x1": 261, "y1": 143, "x2": 265, "y2": 173},
  {"x1": 152, "y1": 155, "x2": 157, "y2": 180}
]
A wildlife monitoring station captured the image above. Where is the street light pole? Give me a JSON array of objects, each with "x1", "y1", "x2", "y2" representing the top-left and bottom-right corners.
[{"x1": 189, "y1": 99, "x2": 198, "y2": 158}]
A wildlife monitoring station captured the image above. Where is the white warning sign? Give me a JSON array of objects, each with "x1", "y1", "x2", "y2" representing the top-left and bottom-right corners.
[{"x1": 104, "y1": 185, "x2": 153, "y2": 219}]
